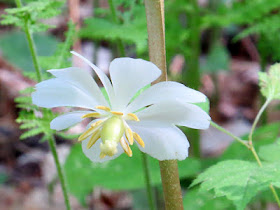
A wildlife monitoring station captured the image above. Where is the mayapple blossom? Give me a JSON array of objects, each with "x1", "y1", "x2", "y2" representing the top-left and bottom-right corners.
[{"x1": 32, "y1": 51, "x2": 210, "y2": 162}]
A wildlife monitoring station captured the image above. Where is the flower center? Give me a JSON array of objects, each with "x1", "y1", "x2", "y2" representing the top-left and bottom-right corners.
[{"x1": 78, "y1": 105, "x2": 144, "y2": 159}]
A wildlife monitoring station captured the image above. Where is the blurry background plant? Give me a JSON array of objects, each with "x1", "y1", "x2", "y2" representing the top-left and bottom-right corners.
[{"x1": 0, "y1": 0, "x2": 280, "y2": 209}]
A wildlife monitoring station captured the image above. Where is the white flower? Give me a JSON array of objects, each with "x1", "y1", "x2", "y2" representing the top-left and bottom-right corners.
[{"x1": 32, "y1": 51, "x2": 210, "y2": 162}]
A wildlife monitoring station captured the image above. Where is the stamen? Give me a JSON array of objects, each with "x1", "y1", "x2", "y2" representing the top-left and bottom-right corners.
[
  {"x1": 127, "y1": 113, "x2": 140, "y2": 121},
  {"x1": 95, "y1": 105, "x2": 111, "y2": 111},
  {"x1": 78, "y1": 120, "x2": 103, "y2": 141},
  {"x1": 120, "y1": 137, "x2": 132, "y2": 157},
  {"x1": 133, "y1": 132, "x2": 145, "y2": 148},
  {"x1": 82, "y1": 112, "x2": 101, "y2": 118},
  {"x1": 86, "y1": 131, "x2": 101, "y2": 149},
  {"x1": 90, "y1": 120, "x2": 103, "y2": 127},
  {"x1": 125, "y1": 127, "x2": 134, "y2": 145},
  {"x1": 99, "y1": 152, "x2": 106, "y2": 159},
  {"x1": 111, "y1": 111, "x2": 123, "y2": 116}
]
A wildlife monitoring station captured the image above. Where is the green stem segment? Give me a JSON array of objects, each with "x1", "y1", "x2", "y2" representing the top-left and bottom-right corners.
[
  {"x1": 211, "y1": 114, "x2": 280, "y2": 207},
  {"x1": 141, "y1": 153, "x2": 156, "y2": 210},
  {"x1": 48, "y1": 135, "x2": 71, "y2": 210},
  {"x1": 15, "y1": 0, "x2": 42, "y2": 82},
  {"x1": 249, "y1": 98, "x2": 271, "y2": 144},
  {"x1": 15, "y1": 1, "x2": 71, "y2": 209},
  {"x1": 144, "y1": 0, "x2": 183, "y2": 209},
  {"x1": 107, "y1": 0, "x2": 125, "y2": 56}
]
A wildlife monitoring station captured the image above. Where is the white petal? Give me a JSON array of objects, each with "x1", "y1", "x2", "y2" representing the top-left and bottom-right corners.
[
  {"x1": 50, "y1": 111, "x2": 92, "y2": 131},
  {"x1": 82, "y1": 138, "x2": 124, "y2": 163},
  {"x1": 71, "y1": 51, "x2": 115, "y2": 107},
  {"x1": 129, "y1": 124, "x2": 189, "y2": 160},
  {"x1": 126, "y1": 81, "x2": 206, "y2": 113},
  {"x1": 136, "y1": 100, "x2": 211, "y2": 129},
  {"x1": 32, "y1": 78, "x2": 98, "y2": 109},
  {"x1": 109, "y1": 58, "x2": 161, "y2": 110},
  {"x1": 48, "y1": 67, "x2": 108, "y2": 106}
]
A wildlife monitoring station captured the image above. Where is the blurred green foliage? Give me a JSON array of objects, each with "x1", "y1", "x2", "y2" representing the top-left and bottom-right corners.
[
  {"x1": 64, "y1": 144, "x2": 201, "y2": 203},
  {"x1": 0, "y1": 31, "x2": 58, "y2": 72}
]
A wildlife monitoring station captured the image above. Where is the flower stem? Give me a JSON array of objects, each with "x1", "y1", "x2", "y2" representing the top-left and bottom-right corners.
[
  {"x1": 211, "y1": 119, "x2": 280, "y2": 207},
  {"x1": 48, "y1": 135, "x2": 71, "y2": 210},
  {"x1": 210, "y1": 121, "x2": 249, "y2": 148},
  {"x1": 107, "y1": 0, "x2": 125, "y2": 56},
  {"x1": 15, "y1": 0, "x2": 42, "y2": 82},
  {"x1": 15, "y1": 1, "x2": 71, "y2": 209},
  {"x1": 144, "y1": 0, "x2": 183, "y2": 209},
  {"x1": 249, "y1": 98, "x2": 271, "y2": 144},
  {"x1": 141, "y1": 152, "x2": 156, "y2": 210}
]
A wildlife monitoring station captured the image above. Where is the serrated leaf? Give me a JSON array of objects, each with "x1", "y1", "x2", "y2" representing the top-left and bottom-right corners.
[
  {"x1": 259, "y1": 63, "x2": 280, "y2": 100},
  {"x1": 64, "y1": 144, "x2": 201, "y2": 203},
  {"x1": 192, "y1": 160, "x2": 280, "y2": 210}
]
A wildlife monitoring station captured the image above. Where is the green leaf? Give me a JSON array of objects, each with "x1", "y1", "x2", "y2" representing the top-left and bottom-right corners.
[
  {"x1": 64, "y1": 144, "x2": 201, "y2": 203},
  {"x1": 259, "y1": 63, "x2": 280, "y2": 100},
  {"x1": 1, "y1": 0, "x2": 65, "y2": 32},
  {"x1": 0, "y1": 31, "x2": 58, "y2": 72},
  {"x1": 183, "y1": 188, "x2": 234, "y2": 210},
  {"x1": 80, "y1": 5, "x2": 147, "y2": 54},
  {"x1": 194, "y1": 97, "x2": 210, "y2": 114},
  {"x1": 191, "y1": 160, "x2": 280, "y2": 210},
  {"x1": 259, "y1": 138, "x2": 280, "y2": 162}
]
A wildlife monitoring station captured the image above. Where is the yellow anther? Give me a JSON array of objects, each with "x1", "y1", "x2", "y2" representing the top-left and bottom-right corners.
[
  {"x1": 95, "y1": 105, "x2": 111, "y2": 111},
  {"x1": 86, "y1": 131, "x2": 101, "y2": 149},
  {"x1": 82, "y1": 112, "x2": 101, "y2": 118},
  {"x1": 90, "y1": 120, "x2": 103, "y2": 128},
  {"x1": 78, "y1": 120, "x2": 103, "y2": 142},
  {"x1": 127, "y1": 113, "x2": 140, "y2": 121},
  {"x1": 99, "y1": 152, "x2": 106, "y2": 159},
  {"x1": 133, "y1": 132, "x2": 145, "y2": 148},
  {"x1": 125, "y1": 127, "x2": 134, "y2": 145},
  {"x1": 111, "y1": 111, "x2": 123, "y2": 116},
  {"x1": 120, "y1": 137, "x2": 132, "y2": 157}
]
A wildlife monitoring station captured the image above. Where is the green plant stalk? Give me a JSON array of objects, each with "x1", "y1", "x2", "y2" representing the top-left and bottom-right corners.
[
  {"x1": 141, "y1": 153, "x2": 156, "y2": 210},
  {"x1": 15, "y1": 1, "x2": 71, "y2": 209},
  {"x1": 211, "y1": 115, "x2": 280, "y2": 207},
  {"x1": 183, "y1": 0, "x2": 201, "y2": 158},
  {"x1": 249, "y1": 98, "x2": 271, "y2": 144},
  {"x1": 15, "y1": 0, "x2": 42, "y2": 82},
  {"x1": 259, "y1": 54, "x2": 267, "y2": 125},
  {"x1": 48, "y1": 135, "x2": 71, "y2": 210},
  {"x1": 210, "y1": 121, "x2": 249, "y2": 148},
  {"x1": 107, "y1": 0, "x2": 125, "y2": 56},
  {"x1": 144, "y1": 0, "x2": 183, "y2": 209}
]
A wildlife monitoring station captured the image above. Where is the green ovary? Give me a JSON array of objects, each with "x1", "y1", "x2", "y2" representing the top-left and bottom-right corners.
[{"x1": 100, "y1": 116, "x2": 125, "y2": 156}]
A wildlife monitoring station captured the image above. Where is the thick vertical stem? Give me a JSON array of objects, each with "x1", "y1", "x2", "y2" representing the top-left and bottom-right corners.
[
  {"x1": 141, "y1": 153, "x2": 156, "y2": 210},
  {"x1": 144, "y1": 0, "x2": 183, "y2": 209}
]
